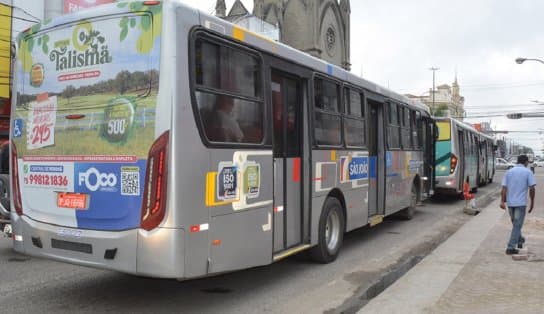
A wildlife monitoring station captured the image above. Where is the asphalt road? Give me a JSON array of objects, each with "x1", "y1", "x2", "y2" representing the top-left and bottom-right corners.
[{"x1": 0, "y1": 174, "x2": 502, "y2": 314}]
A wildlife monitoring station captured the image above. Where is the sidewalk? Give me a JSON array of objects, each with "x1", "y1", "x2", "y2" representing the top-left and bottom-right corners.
[{"x1": 359, "y1": 198, "x2": 544, "y2": 314}]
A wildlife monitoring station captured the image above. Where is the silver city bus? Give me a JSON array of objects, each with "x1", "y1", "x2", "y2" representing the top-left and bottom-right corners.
[{"x1": 10, "y1": 1, "x2": 434, "y2": 278}]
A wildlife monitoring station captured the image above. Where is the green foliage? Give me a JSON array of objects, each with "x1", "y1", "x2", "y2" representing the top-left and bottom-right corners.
[
  {"x1": 27, "y1": 37, "x2": 34, "y2": 52},
  {"x1": 120, "y1": 25, "x2": 128, "y2": 41},
  {"x1": 141, "y1": 15, "x2": 151, "y2": 31},
  {"x1": 129, "y1": 2, "x2": 144, "y2": 11},
  {"x1": 30, "y1": 23, "x2": 41, "y2": 34},
  {"x1": 41, "y1": 35, "x2": 49, "y2": 54},
  {"x1": 432, "y1": 104, "x2": 449, "y2": 117}
]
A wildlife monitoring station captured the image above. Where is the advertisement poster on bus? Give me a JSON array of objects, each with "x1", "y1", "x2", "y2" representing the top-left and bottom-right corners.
[{"x1": 13, "y1": 3, "x2": 163, "y2": 230}]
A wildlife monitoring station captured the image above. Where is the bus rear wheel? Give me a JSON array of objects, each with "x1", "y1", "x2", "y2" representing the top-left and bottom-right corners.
[
  {"x1": 310, "y1": 197, "x2": 345, "y2": 263},
  {"x1": 399, "y1": 183, "x2": 418, "y2": 220}
]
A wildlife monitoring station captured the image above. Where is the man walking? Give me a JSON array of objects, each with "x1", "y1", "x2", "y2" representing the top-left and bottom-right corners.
[{"x1": 500, "y1": 155, "x2": 536, "y2": 255}]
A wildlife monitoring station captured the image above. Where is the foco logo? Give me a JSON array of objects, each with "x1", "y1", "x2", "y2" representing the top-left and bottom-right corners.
[{"x1": 78, "y1": 167, "x2": 117, "y2": 192}]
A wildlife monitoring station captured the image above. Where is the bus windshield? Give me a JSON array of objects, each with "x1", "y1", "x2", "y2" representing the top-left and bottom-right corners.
[{"x1": 436, "y1": 121, "x2": 451, "y2": 141}]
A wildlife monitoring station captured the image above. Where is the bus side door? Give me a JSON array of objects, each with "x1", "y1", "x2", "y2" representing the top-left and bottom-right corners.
[{"x1": 270, "y1": 65, "x2": 310, "y2": 254}]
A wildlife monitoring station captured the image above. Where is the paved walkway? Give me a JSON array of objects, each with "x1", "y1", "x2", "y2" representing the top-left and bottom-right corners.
[{"x1": 360, "y1": 198, "x2": 544, "y2": 314}]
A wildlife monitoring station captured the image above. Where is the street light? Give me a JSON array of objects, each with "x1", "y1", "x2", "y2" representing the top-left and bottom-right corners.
[{"x1": 515, "y1": 57, "x2": 544, "y2": 65}]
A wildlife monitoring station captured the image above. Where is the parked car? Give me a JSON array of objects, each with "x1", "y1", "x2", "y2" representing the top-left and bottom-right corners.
[
  {"x1": 536, "y1": 160, "x2": 544, "y2": 167},
  {"x1": 496, "y1": 158, "x2": 515, "y2": 170}
]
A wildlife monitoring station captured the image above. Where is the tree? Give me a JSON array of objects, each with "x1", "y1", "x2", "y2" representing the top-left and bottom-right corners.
[
  {"x1": 115, "y1": 71, "x2": 131, "y2": 95},
  {"x1": 63, "y1": 85, "x2": 76, "y2": 104},
  {"x1": 431, "y1": 104, "x2": 449, "y2": 117}
]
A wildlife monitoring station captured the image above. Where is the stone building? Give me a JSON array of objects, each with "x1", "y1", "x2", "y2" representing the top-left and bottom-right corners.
[
  {"x1": 216, "y1": 0, "x2": 351, "y2": 70},
  {"x1": 406, "y1": 76, "x2": 465, "y2": 119}
]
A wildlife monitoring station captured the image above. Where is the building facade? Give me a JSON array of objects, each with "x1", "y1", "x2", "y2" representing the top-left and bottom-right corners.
[
  {"x1": 406, "y1": 77, "x2": 465, "y2": 119},
  {"x1": 217, "y1": 0, "x2": 351, "y2": 70}
]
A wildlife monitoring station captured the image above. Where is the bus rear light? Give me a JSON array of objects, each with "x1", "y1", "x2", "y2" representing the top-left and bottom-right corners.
[
  {"x1": 140, "y1": 131, "x2": 169, "y2": 231},
  {"x1": 11, "y1": 141, "x2": 23, "y2": 216},
  {"x1": 450, "y1": 154, "x2": 458, "y2": 174},
  {"x1": 143, "y1": 1, "x2": 161, "y2": 5}
]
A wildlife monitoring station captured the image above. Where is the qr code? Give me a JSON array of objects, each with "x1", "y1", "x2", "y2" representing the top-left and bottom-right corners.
[{"x1": 121, "y1": 168, "x2": 140, "y2": 196}]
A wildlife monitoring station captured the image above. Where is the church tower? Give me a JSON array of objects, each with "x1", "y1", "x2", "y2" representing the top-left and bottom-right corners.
[
  {"x1": 217, "y1": 0, "x2": 350, "y2": 70},
  {"x1": 270, "y1": 0, "x2": 351, "y2": 70},
  {"x1": 215, "y1": 0, "x2": 226, "y2": 18}
]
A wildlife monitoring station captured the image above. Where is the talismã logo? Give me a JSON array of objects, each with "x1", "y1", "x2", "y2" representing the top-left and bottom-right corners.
[
  {"x1": 30, "y1": 63, "x2": 44, "y2": 87},
  {"x1": 49, "y1": 21, "x2": 112, "y2": 72}
]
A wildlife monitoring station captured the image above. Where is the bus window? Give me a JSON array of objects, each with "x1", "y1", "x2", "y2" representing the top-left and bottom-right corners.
[
  {"x1": 314, "y1": 78, "x2": 341, "y2": 146},
  {"x1": 436, "y1": 121, "x2": 451, "y2": 141},
  {"x1": 387, "y1": 103, "x2": 400, "y2": 149},
  {"x1": 196, "y1": 92, "x2": 263, "y2": 143},
  {"x1": 401, "y1": 106, "x2": 412, "y2": 150},
  {"x1": 411, "y1": 110, "x2": 420, "y2": 149},
  {"x1": 344, "y1": 88, "x2": 365, "y2": 147},
  {"x1": 194, "y1": 38, "x2": 264, "y2": 144}
]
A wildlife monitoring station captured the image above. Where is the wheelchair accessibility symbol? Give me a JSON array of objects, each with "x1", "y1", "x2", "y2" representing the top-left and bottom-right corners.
[{"x1": 13, "y1": 119, "x2": 23, "y2": 138}]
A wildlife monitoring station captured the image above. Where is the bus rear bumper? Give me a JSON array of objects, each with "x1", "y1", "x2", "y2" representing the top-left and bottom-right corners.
[
  {"x1": 11, "y1": 216, "x2": 185, "y2": 278},
  {"x1": 435, "y1": 176, "x2": 460, "y2": 194}
]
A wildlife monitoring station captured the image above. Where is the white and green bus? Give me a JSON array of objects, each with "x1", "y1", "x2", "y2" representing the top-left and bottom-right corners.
[
  {"x1": 10, "y1": 1, "x2": 435, "y2": 278},
  {"x1": 434, "y1": 118, "x2": 494, "y2": 195}
]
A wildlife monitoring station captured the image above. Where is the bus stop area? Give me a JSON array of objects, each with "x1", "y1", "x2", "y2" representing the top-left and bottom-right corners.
[{"x1": 360, "y1": 181, "x2": 544, "y2": 313}]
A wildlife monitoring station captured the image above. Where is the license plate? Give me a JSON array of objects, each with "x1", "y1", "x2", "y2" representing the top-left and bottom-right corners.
[{"x1": 57, "y1": 193, "x2": 89, "y2": 209}]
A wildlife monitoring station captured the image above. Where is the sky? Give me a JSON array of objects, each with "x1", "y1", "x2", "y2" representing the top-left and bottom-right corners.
[{"x1": 181, "y1": 0, "x2": 544, "y2": 153}]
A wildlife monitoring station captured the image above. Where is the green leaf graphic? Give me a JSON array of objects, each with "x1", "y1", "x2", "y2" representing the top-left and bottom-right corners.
[
  {"x1": 42, "y1": 43, "x2": 48, "y2": 54},
  {"x1": 129, "y1": 2, "x2": 144, "y2": 11},
  {"x1": 27, "y1": 38, "x2": 34, "y2": 52},
  {"x1": 141, "y1": 15, "x2": 151, "y2": 31},
  {"x1": 37, "y1": 37, "x2": 42, "y2": 45},
  {"x1": 130, "y1": 18, "x2": 136, "y2": 28},
  {"x1": 120, "y1": 16, "x2": 128, "y2": 27},
  {"x1": 120, "y1": 26, "x2": 128, "y2": 41},
  {"x1": 30, "y1": 24, "x2": 41, "y2": 34},
  {"x1": 117, "y1": 2, "x2": 127, "y2": 8}
]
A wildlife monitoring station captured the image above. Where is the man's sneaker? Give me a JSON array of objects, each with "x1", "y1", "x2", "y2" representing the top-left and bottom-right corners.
[
  {"x1": 506, "y1": 248, "x2": 519, "y2": 255},
  {"x1": 518, "y1": 243, "x2": 523, "y2": 249}
]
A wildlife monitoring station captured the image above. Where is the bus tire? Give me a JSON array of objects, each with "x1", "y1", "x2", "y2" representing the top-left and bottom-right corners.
[
  {"x1": 399, "y1": 183, "x2": 418, "y2": 220},
  {"x1": 310, "y1": 197, "x2": 345, "y2": 264}
]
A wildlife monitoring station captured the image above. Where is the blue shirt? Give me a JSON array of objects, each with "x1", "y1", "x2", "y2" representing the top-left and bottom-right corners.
[{"x1": 502, "y1": 164, "x2": 536, "y2": 207}]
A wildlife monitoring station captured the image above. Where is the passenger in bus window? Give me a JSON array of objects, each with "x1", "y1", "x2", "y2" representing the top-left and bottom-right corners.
[{"x1": 211, "y1": 95, "x2": 244, "y2": 143}]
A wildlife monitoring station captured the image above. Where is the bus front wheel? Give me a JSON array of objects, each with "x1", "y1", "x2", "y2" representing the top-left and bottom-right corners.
[{"x1": 311, "y1": 197, "x2": 345, "y2": 263}]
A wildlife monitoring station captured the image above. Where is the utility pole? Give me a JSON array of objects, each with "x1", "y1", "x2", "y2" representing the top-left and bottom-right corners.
[{"x1": 429, "y1": 67, "x2": 439, "y2": 114}]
